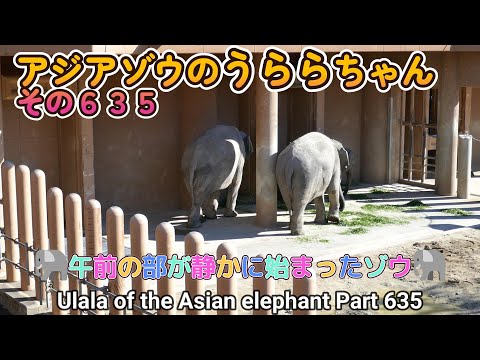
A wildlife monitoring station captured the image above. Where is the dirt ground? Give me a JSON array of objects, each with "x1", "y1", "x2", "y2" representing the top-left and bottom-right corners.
[{"x1": 230, "y1": 226, "x2": 480, "y2": 315}]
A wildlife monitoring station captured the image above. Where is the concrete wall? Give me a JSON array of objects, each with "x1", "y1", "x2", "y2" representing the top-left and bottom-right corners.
[
  {"x1": 457, "y1": 53, "x2": 480, "y2": 87},
  {"x1": 1, "y1": 59, "x2": 61, "y2": 189},
  {"x1": 93, "y1": 75, "x2": 243, "y2": 213},
  {"x1": 470, "y1": 88, "x2": 480, "y2": 171},
  {"x1": 324, "y1": 81, "x2": 362, "y2": 183},
  {"x1": 93, "y1": 73, "x2": 181, "y2": 213},
  {"x1": 360, "y1": 83, "x2": 389, "y2": 183}
]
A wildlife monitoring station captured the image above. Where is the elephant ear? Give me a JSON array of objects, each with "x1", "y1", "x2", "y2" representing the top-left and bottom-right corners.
[
  {"x1": 345, "y1": 148, "x2": 353, "y2": 167},
  {"x1": 340, "y1": 147, "x2": 350, "y2": 168},
  {"x1": 422, "y1": 250, "x2": 434, "y2": 262},
  {"x1": 240, "y1": 131, "x2": 254, "y2": 155},
  {"x1": 246, "y1": 136, "x2": 254, "y2": 154},
  {"x1": 45, "y1": 251, "x2": 55, "y2": 262},
  {"x1": 331, "y1": 139, "x2": 350, "y2": 169}
]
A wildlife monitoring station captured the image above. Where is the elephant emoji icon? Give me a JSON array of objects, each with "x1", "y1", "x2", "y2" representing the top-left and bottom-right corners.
[
  {"x1": 413, "y1": 249, "x2": 446, "y2": 281},
  {"x1": 34, "y1": 249, "x2": 68, "y2": 281}
]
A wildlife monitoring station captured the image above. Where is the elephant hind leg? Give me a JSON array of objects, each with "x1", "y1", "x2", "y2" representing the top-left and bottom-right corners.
[
  {"x1": 314, "y1": 195, "x2": 327, "y2": 224},
  {"x1": 203, "y1": 191, "x2": 220, "y2": 219},
  {"x1": 187, "y1": 204, "x2": 203, "y2": 228},
  {"x1": 224, "y1": 165, "x2": 243, "y2": 217},
  {"x1": 187, "y1": 192, "x2": 209, "y2": 228},
  {"x1": 290, "y1": 199, "x2": 308, "y2": 235},
  {"x1": 188, "y1": 172, "x2": 217, "y2": 227},
  {"x1": 326, "y1": 176, "x2": 341, "y2": 224}
]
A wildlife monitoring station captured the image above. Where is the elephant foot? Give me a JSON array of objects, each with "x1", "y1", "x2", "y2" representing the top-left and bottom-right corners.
[
  {"x1": 291, "y1": 227, "x2": 305, "y2": 235},
  {"x1": 203, "y1": 210, "x2": 218, "y2": 220},
  {"x1": 327, "y1": 215, "x2": 340, "y2": 224},
  {"x1": 314, "y1": 216, "x2": 327, "y2": 225},
  {"x1": 224, "y1": 209, "x2": 238, "y2": 217}
]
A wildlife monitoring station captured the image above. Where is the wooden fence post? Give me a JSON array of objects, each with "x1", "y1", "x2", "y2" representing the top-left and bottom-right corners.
[
  {"x1": 106, "y1": 206, "x2": 127, "y2": 315},
  {"x1": 31, "y1": 169, "x2": 48, "y2": 301},
  {"x1": 16, "y1": 165, "x2": 34, "y2": 291},
  {"x1": 1, "y1": 161, "x2": 20, "y2": 282},
  {"x1": 216, "y1": 242, "x2": 237, "y2": 315},
  {"x1": 65, "y1": 193, "x2": 83, "y2": 315},
  {"x1": 184, "y1": 231, "x2": 205, "y2": 315},
  {"x1": 130, "y1": 214, "x2": 148, "y2": 315},
  {"x1": 155, "y1": 222, "x2": 175, "y2": 315},
  {"x1": 47, "y1": 187, "x2": 68, "y2": 315},
  {"x1": 85, "y1": 199, "x2": 104, "y2": 315},
  {"x1": 293, "y1": 272, "x2": 317, "y2": 315},
  {"x1": 253, "y1": 253, "x2": 274, "y2": 315}
]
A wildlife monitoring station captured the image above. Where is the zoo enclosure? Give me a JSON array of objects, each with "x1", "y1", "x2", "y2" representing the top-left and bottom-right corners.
[{"x1": 0, "y1": 160, "x2": 316, "y2": 315}]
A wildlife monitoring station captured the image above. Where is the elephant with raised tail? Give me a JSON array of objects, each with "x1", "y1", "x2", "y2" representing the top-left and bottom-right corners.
[
  {"x1": 276, "y1": 132, "x2": 351, "y2": 235},
  {"x1": 182, "y1": 125, "x2": 253, "y2": 228}
]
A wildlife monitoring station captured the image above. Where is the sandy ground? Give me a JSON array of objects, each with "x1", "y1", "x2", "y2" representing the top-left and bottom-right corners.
[{"x1": 228, "y1": 226, "x2": 480, "y2": 315}]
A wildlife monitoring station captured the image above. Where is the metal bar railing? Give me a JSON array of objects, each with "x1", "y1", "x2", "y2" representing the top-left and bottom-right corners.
[{"x1": 0, "y1": 232, "x2": 155, "y2": 315}]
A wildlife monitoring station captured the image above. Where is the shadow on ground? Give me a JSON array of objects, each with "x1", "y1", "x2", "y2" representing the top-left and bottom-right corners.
[{"x1": 100, "y1": 183, "x2": 480, "y2": 245}]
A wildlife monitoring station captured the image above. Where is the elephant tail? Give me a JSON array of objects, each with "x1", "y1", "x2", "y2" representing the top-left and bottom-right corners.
[
  {"x1": 283, "y1": 156, "x2": 295, "y2": 210},
  {"x1": 339, "y1": 185, "x2": 345, "y2": 212},
  {"x1": 181, "y1": 150, "x2": 195, "y2": 200}
]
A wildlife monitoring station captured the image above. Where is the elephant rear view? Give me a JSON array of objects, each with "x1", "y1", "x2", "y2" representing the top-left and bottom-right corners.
[
  {"x1": 276, "y1": 132, "x2": 351, "y2": 235},
  {"x1": 181, "y1": 125, "x2": 253, "y2": 228}
]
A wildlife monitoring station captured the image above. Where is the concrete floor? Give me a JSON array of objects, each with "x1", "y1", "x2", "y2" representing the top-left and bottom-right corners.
[
  {"x1": 112, "y1": 181, "x2": 480, "y2": 261},
  {"x1": 417, "y1": 170, "x2": 480, "y2": 196},
  {"x1": 91, "y1": 180, "x2": 476, "y2": 294}
]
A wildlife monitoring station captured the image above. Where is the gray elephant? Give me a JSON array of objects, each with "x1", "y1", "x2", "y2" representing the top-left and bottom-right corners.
[
  {"x1": 276, "y1": 132, "x2": 351, "y2": 235},
  {"x1": 35, "y1": 249, "x2": 68, "y2": 281},
  {"x1": 413, "y1": 249, "x2": 446, "y2": 281},
  {"x1": 181, "y1": 125, "x2": 253, "y2": 228}
]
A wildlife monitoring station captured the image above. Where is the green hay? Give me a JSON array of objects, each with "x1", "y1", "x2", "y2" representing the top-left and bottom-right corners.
[
  {"x1": 370, "y1": 187, "x2": 392, "y2": 194},
  {"x1": 362, "y1": 204, "x2": 403, "y2": 212},
  {"x1": 400, "y1": 200, "x2": 429, "y2": 211},
  {"x1": 402, "y1": 199, "x2": 426, "y2": 207},
  {"x1": 295, "y1": 235, "x2": 330, "y2": 244},
  {"x1": 442, "y1": 208, "x2": 472, "y2": 216},
  {"x1": 342, "y1": 227, "x2": 368, "y2": 235},
  {"x1": 340, "y1": 210, "x2": 410, "y2": 227},
  {"x1": 362, "y1": 200, "x2": 430, "y2": 213}
]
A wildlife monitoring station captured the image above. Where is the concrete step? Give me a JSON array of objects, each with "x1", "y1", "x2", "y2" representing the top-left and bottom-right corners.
[{"x1": 0, "y1": 267, "x2": 51, "y2": 315}]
